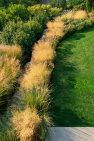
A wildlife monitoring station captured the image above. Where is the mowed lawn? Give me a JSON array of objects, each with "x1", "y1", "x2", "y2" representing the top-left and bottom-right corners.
[{"x1": 51, "y1": 28, "x2": 94, "y2": 126}]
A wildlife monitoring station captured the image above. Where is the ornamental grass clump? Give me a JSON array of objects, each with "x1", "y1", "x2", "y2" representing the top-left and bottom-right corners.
[
  {"x1": 46, "y1": 17, "x2": 64, "y2": 40},
  {"x1": 73, "y1": 10, "x2": 88, "y2": 20},
  {"x1": 62, "y1": 11, "x2": 74, "y2": 20},
  {"x1": 0, "y1": 44, "x2": 21, "y2": 59},
  {"x1": 21, "y1": 85, "x2": 50, "y2": 113},
  {"x1": 12, "y1": 107, "x2": 41, "y2": 141},
  {"x1": 20, "y1": 64, "x2": 51, "y2": 91},
  {"x1": 0, "y1": 56, "x2": 20, "y2": 97},
  {"x1": 0, "y1": 44, "x2": 21, "y2": 110},
  {"x1": 62, "y1": 10, "x2": 88, "y2": 21},
  {"x1": 32, "y1": 40, "x2": 55, "y2": 64}
]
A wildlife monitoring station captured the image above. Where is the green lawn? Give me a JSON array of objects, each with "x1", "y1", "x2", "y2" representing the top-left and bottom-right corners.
[{"x1": 51, "y1": 28, "x2": 94, "y2": 126}]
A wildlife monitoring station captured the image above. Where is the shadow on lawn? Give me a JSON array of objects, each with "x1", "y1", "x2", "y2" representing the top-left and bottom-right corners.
[{"x1": 51, "y1": 32, "x2": 90, "y2": 127}]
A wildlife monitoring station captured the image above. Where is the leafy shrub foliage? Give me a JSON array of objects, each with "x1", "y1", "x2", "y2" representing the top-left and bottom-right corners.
[
  {"x1": 0, "y1": 4, "x2": 61, "y2": 65},
  {"x1": 0, "y1": 9, "x2": 7, "y2": 31},
  {"x1": 6, "y1": 4, "x2": 29, "y2": 21}
]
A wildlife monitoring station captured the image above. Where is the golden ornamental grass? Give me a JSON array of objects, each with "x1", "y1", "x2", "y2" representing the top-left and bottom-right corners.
[
  {"x1": 73, "y1": 10, "x2": 88, "y2": 20},
  {"x1": 20, "y1": 63, "x2": 51, "y2": 90},
  {"x1": 0, "y1": 56, "x2": 20, "y2": 95},
  {"x1": 0, "y1": 44, "x2": 21, "y2": 59},
  {"x1": 20, "y1": 16, "x2": 64, "y2": 93},
  {"x1": 62, "y1": 10, "x2": 88, "y2": 20},
  {"x1": 46, "y1": 17, "x2": 64, "y2": 39},
  {"x1": 20, "y1": 16, "x2": 64, "y2": 92},
  {"x1": 12, "y1": 107, "x2": 41, "y2": 141},
  {"x1": 62, "y1": 11, "x2": 74, "y2": 19},
  {"x1": 32, "y1": 40, "x2": 55, "y2": 63}
]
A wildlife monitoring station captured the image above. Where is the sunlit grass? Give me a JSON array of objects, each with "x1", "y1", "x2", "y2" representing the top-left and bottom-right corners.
[
  {"x1": 20, "y1": 63, "x2": 51, "y2": 91},
  {"x1": 32, "y1": 40, "x2": 55, "y2": 63},
  {"x1": 73, "y1": 10, "x2": 88, "y2": 20},
  {"x1": 46, "y1": 17, "x2": 64, "y2": 39},
  {"x1": 0, "y1": 56, "x2": 20, "y2": 97},
  {"x1": 12, "y1": 107, "x2": 41, "y2": 141},
  {"x1": 0, "y1": 44, "x2": 21, "y2": 60},
  {"x1": 62, "y1": 10, "x2": 88, "y2": 20}
]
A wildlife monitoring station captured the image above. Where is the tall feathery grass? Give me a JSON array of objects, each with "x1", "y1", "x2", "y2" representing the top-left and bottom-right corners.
[
  {"x1": 32, "y1": 41, "x2": 55, "y2": 64},
  {"x1": 0, "y1": 45, "x2": 21, "y2": 111},
  {"x1": 21, "y1": 64, "x2": 51, "y2": 91},
  {"x1": 0, "y1": 56, "x2": 20, "y2": 96},
  {"x1": 73, "y1": 10, "x2": 88, "y2": 19},
  {"x1": 12, "y1": 108, "x2": 41, "y2": 141},
  {"x1": 0, "y1": 44, "x2": 21, "y2": 59},
  {"x1": 62, "y1": 10, "x2": 88, "y2": 20},
  {"x1": 11, "y1": 16, "x2": 64, "y2": 141},
  {"x1": 46, "y1": 17, "x2": 64, "y2": 40}
]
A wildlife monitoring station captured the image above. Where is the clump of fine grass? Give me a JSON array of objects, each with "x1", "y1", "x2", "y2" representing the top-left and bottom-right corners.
[
  {"x1": 20, "y1": 85, "x2": 50, "y2": 113},
  {"x1": 62, "y1": 11, "x2": 74, "y2": 20},
  {"x1": 73, "y1": 10, "x2": 88, "y2": 19},
  {"x1": 45, "y1": 17, "x2": 64, "y2": 39},
  {"x1": 32, "y1": 40, "x2": 55, "y2": 63},
  {"x1": 0, "y1": 44, "x2": 21, "y2": 60},
  {"x1": 0, "y1": 56, "x2": 20, "y2": 97},
  {"x1": 12, "y1": 107, "x2": 41, "y2": 141},
  {"x1": 20, "y1": 64, "x2": 51, "y2": 91},
  {"x1": 62, "y1": 10, "x2": 88, "y2": 20}
]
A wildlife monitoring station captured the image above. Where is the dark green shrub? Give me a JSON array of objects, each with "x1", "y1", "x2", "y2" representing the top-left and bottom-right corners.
[
  {"x1": 33, "y1": 12, "x2": 49, "y2": 27},
  {"x1": 6, "y1": 4, "x2": 29, "y2": 21},
  {"x1": 0, "y1": 9, "x2": 7, "y2": 30},
  {"x1": 0, "y1": 5, "x2": 62, "y2": 47}
]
